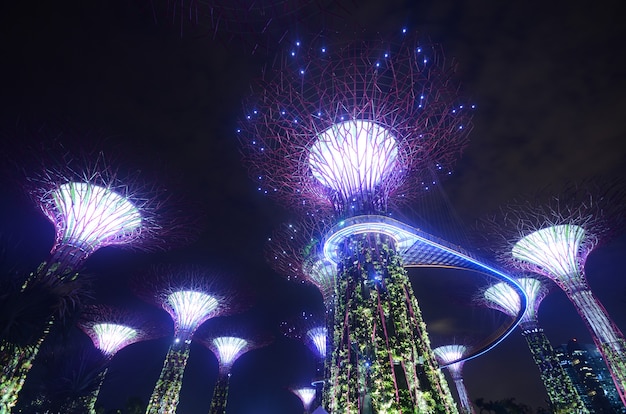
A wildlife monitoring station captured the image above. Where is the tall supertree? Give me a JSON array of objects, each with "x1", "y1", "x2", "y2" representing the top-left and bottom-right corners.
[
  {"x1": 134, "y1": 266, "x2": 239, "y2": 414},
  {"x1": 486, "y1": 184, "x2": 626, "y2": 405},
  {"x1": 239, "y1": 30, "x2": 478, "y2": 413},
  {"x1": 1, "y1": 149, "x2": 194, "y2": 411},
  {"x1": 433, "y1": 345, "x2": 474, "y2": 414},
  {"x1": 196, "y1": 317, "x2": 272, "y2": 414},
  {"x1": 290, "y1": 386, "x2": 317, "y2": 414},
  {"x1": 76, "y1": 305, "x2": 159, "y2": 413},
  {"x1": 480, "y1": 277, "x2": 589, "y2": 413}
]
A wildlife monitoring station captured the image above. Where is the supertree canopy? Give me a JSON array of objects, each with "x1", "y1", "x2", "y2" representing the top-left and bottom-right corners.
[
  {"x1": 76, "y1": 305, "x2": 159, "y2": 413},
  {"x1": 487, "y1": 183, "x2": 626, "y2": 406},
  {"x1": 481, "y1": 278, "x2": 589, "y2": 413},
  {"x1": 433, "y1": 345, "x2": 474, "y2": 414},
  {"x1": 27, "y1": 150, "x2": 194, "y2": 275},
  {"x1": 196, "y1": 317, "x2": 272, "y2": 414},
  {"x1": 239, "y1": 30, "x2": 499, "y2": 413},
  {"x1": 291, "y1": 386, "x2": 317, "y2": 414},
  {"x1": 134, "y1": 265, "x2": 238, "y2": 414}
]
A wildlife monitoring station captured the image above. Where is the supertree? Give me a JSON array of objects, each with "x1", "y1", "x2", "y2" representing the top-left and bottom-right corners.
[
  {"x1": 133, "y1": 266, "x2": 240, "y2": 414},
  {"x1": 486, "y1": 183, "x2": 626, "y2": 405},
  {"x1": 480, "y1": 277, "x2": 589, "y2": 413},
  {"x1": 75, "y1": 305, "x2": 160, "y2": 413},
  {"x1": 196, "y1": 317, "x2": 272, "y2": 414},
  {"x1": 290, "y1": 386, "x2": 317, "y2": 414},
  {"x1": 237, "y1": 29, "x2": 505, "y2": 412},
  {"x1": 0, "y1": 148, "x2": 194, "y2": 411},
  {"x1": 432, "y1": 345, "x2": 474, "y2": 414}
]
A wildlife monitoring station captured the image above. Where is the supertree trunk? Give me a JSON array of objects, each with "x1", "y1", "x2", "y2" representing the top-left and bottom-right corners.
[
  {"x1": 520, "y1": 326, "x2": 588, "y2": 413},
  {"x1": 0, "y1": 317, "x2": 54, "y2": 411},
  {"x1": 146, "y1": 341, "x2": 191, "y2": 414},
  {"x1": 567, "y1": 286, "x2": 626, "y2": 405},
  {"x1": 450, "y1": 376, "x2": 473, "y2": 414},
  {"x1": 328, "y1": 233, "x2": 457, "y2": 413},
  {"x1": 209, "y1": 372, "x2": 230, "y2": 414}
]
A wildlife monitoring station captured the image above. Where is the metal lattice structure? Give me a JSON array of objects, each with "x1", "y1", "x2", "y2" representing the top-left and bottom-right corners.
[
  {"x1": 481, "y1": 278, "x2": 589, "y2": 413},
  {"x1": 133, "y1": 266, "x2": 237, "y2": 414},
  {"x1": 267, "y1": 218, "x2": 337, "y2": 310},
  {"x1": 433, "y1": 345, "x2": 474, "y2": 414},
  {"x1": 145, "y1": 0, "x2": 347, "y2": 54},
  {"x1": 486, "y1": 183, "x2": 626, "y2": 406}
]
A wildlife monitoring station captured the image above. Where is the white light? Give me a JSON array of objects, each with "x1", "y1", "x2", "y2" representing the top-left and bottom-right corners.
[
  {"x1": 433, "y1": 344, "x2": 466, "y2": 365},
  {"x1": 92, "y1": 323, "x2": 138, "y2": 356},
  {"x1": 51, "y1": 182, "x2": 141, "y2": 250},
  {"x1": 484, "y1": 283, "x2": 521, "y2": 317},
  {"x1": 512, "y1": 225, "x2": 585, "y2": 281},
  {"x1": 165, "y1": 290, "x2": 219, "y2": 334},
  {"x1": 213, "y1": 337, "x2": 248, "y2": 367},
  {"x1": 307, "y1": 327, "x2": 327, "y2": 357},
  {"x1": 293, "y1": 387, "x2": 316, "y2": 409},
  {"x1": 308, "y1": 120, "x2": 398, "y2": 197}
]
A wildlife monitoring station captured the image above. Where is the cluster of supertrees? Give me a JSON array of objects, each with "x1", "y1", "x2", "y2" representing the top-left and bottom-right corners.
[
  {"x1": 0, "y1": 149, "x2": 269, "y2": 413},
  {"x1": 482, "y1": 184, "x2": 626, "y2": 408},
  {"x1": 240, "y1": 29, "x2": 534, "y2": 414},
  {"x1": 1, "y1": 5, "x2": 624, "y2": 413}
]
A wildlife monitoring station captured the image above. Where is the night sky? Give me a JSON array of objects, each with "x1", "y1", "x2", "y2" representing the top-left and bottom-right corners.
[{"x1": 1, "y1": 1, "x2": 625, "y2": 413}]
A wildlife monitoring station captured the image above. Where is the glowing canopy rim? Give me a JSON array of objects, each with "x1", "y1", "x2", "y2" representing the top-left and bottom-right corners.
[
  {"x1": 50, "y1": 182, "x2": 142, "y2": 250},
  {"x1": 213, "y1": 336, "x2": 248, "y2": 367},
  {"x1": 165, "y1": 290, "x2": 219, "y2": 333},
  {"x1": 511, "y1": 224, "x2": 585, "y2": 280},
  {"x1": 323, "y1": 214, "x2": 527, "y2": 366},
  {"x1": 293, "y1": 387, "x2": 317, "y2": 408},
  {"x1": 92, "y1": 323, "x2": 138, "y2": 356},
  {"x1": 308, "y1": 120, "x2": 399, "y2": 195},
  {"x1": 306, "y1": 326, "x2": 327, "y2": 358}
]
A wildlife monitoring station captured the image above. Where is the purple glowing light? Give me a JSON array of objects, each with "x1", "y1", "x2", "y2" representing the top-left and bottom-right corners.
[
  {"x1": 91, "y1": 323, "x2": 138, "y2": 356},
  {"x1": 306, "y1": 327, "x2": 327, "y2": 358},
  {"x1": 512, "y1": 224, "x2": 585, "y2": 282},
  {"x1": 213, "y1": 337, "x2": 248, "y2": 367},
  {"x1": 308, "y1": 120, "x2": 399, "y2": 197},
  {"x1": 292, "y1": 387, "x2": 316, "y2": 409},
  {"x1": 165, "y1": 290, "x2": 219, "y2": 335},
  {"x1": 49, "y1": 182, "x2": 141, "y2": 251}
]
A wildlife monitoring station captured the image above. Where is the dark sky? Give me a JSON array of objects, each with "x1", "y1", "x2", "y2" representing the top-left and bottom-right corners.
[{"x1": 1, "y1": 1, "x2": 625, "y2": 413}]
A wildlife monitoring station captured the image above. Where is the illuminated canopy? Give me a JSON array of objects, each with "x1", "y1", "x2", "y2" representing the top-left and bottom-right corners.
[
  {"x1": 50, "y1": 182, "x2": 142, "y2": 251},
  {"x1": 433, "y1": 344, "x2": 467, "y2": 369},
  {"x1": 91, "y1": 323, "x2": 138, "y2": 356},
  {"x1": 306, "y1": 327, "x2": 327, "y2": 358},
  {"x1": 512, "y1": 224, "x2": 585, "y2": 282},
  {"x1": 484, "y1": 283, "x2": 521, "y2": 317},
  {"x1": 165, "y1": 290, "x2": 219, "y2": 335},
  {"x1": 292, "y1": 387, "x2": 316, "y2": 409},
  {"x1": 309, "y1": 120, "x2": 398, "y2": 197},
  {"x1": 213, "y1": 337, "x2": 248, "y2": 367}
]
